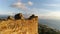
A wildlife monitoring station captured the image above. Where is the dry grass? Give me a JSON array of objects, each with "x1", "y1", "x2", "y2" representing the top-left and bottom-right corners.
[{"x1": 0, "y1": 20, "x2": 23, "y2": 34}]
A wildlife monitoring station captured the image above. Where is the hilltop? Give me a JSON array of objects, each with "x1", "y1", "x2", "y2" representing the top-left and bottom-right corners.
[{"x1": 0, "y1": 13, "x2": 38, "y2": 34}]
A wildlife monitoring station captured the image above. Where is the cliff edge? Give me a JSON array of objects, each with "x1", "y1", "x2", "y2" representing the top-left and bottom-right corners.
[{"x1": 0, "y1": 13, "x2": 38, "y2": 34}]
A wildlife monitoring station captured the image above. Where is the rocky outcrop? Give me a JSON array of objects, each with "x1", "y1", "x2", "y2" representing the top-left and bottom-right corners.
[
  {"x1": 0, "y1": 13, "x2": 38, "y2": 34},
  {"x1": 28, "y1": 14, "x2": 35, "y2": 19},
  {"x1": 14, "y1": 13, "x2": 24, "y2": 20}
]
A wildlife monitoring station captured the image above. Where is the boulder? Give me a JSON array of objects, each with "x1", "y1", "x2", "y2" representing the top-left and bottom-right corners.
[
  {"x1": 14, "y1": 13, "x2": 24, "y2": 20},
  {"x1": 28, "y1": 14, "x2": 35, "y2": 19}
]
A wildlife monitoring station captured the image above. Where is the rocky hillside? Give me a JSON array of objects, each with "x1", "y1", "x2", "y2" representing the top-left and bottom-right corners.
[
  {"x1": 0, "y1": 13, "x2": 59, "y2": 34},
  {"x1": 0, "y1": 13, "x2": 38, "y2": 34},
  {"x1": 38, "y1": 24, "x2": 60, "y2": 34}
]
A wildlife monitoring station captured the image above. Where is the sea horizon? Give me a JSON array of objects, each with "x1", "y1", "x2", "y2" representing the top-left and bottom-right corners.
[{"x1": 39, "y1": 18, "x2": 60, "y2": 30}]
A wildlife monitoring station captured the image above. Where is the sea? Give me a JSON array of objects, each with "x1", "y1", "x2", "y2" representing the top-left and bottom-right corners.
[{"x1": 39, "y1": 18, "x2": 60, "y2": 30}]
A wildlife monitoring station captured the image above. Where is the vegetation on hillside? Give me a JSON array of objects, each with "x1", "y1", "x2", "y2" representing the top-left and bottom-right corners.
[{"x1": 38, "y1": 24, "x2": 60, "y2": 34}]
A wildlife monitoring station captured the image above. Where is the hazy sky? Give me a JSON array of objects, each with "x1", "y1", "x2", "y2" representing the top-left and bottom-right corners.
[{"x1": 0, "y1": 0, "x2": 60, "y2": 19}]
